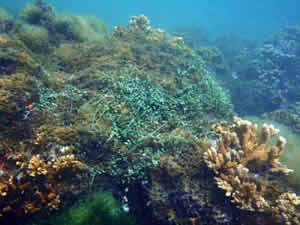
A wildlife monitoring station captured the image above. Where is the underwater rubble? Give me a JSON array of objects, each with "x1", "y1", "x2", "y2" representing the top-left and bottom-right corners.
[{"x1": 0, "y1": 1, "x2": 299, "y2": 225}]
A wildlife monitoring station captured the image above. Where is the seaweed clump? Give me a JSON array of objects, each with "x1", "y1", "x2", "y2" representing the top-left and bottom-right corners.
[
  {"x1": 28, "y1": 190, "x2": 136, "y2": 225},
  {"x1": 20, "y1": 0, "x2": 107, "y2": 45},
  {"x1": 17, "y1": 24, "x2": 50, "y2": 54},
  {"x1": 0, "y1": 8, "x2": 16, "y2": 34}
]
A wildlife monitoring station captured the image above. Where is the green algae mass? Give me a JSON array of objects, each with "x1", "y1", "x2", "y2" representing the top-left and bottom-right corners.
[
  {"x1": 20, "y1": 2, "x2": 107, "y2": 43},
  {"x1": 28, "y1": 191, "x2": 136, "y2": 225},
  {"x1": 17, "y1": 24, "x2": 50, "y2": 53}
]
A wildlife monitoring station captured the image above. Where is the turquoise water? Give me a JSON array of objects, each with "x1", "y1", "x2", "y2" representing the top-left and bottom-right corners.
[{"x1": 4, "y1": 0, "x2": 300, "y2": 39}]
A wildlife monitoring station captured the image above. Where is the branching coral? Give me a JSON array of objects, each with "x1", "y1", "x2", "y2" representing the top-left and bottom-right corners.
[
  {"x1": 214, "y1": 164, "x2": 269, "y2": 211},
  {"x1": 53, "y1": 154, "x2": 87, "y2": 173},
  {"x1": 205, "y1": 117, "x2": 291, "y2": 175},
  {"x1": 0, "y1": 139, "x2": 86, "y2": 217},
  {"x1": 28, "y1": 154, "x2": 49, "y2": 176},
  {"x1": 204, "y1": 117, "x2": 300, "y2": 224},
  {"x1": 129, "y1": 15, "x2": 151, "y2": 33},
  {"x1": 113, "y1": 15, "x2": 169, "y2": 44},
  {"x1": 273, "y1": 192, "x2": 300, "y2": 225}
]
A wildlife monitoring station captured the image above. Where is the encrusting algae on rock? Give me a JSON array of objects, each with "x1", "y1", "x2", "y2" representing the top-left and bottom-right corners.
[{"x1": 204, "y1": 117, "x2": 300, "y2": 224}]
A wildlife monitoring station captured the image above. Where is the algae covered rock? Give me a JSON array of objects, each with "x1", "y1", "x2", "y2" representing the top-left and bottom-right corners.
[
  {"x1": 0, "y1": 73, "x2": 38, "y2": 131},
  {"x1": 0, "y1": 35, "x2": 88, "y2": 224},
  {"x1": 27, "y1": 190, "x2": 136, "y2": 225},
  {"x1": 0, "y1": 37, "x2": 40, "y2": 75},
  {"x1": 0, "y1": 36, "x2": 40, "y2": 134}
]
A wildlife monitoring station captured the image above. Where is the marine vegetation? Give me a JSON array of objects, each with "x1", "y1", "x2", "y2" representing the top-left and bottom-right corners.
[
  {"x1": 0, "y1": 7, "x2": 17, "y2": 34},
  {"x1": 17, "y1": 24, "x2": 50, "y2": 54},
  {"x1": 20, "y1": 0, "x2": 108, "y2": 45},
  {"x1": 28, "y1": 190, "x2": 136, "y2": 225}
]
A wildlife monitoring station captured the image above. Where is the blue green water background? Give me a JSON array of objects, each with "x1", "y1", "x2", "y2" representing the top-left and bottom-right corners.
[{"x1": 3, "y1": 0, "x2": 300, "y2": 39}]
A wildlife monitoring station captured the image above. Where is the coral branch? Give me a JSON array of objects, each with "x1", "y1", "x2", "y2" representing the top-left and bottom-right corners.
[{"x1": 204, "y1": 117, "x2": 300, "y2": 224}]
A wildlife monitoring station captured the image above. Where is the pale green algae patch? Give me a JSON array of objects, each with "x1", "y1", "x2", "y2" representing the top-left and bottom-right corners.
[
  {"x1": 27, "y1": 190, "x2": 136, "y2": 225},
  {"x1": 245, "y1": 116, "x2": 300, "y2": 190}
]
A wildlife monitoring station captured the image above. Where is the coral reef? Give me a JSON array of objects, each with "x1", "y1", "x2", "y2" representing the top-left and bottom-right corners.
[
  {"x1": 4, "y1": 2, "x2": 300, "y2": 225},
  {"x1": 255, "y1": 114, "x2": 300, "y2": 191},
  {"x1": 0, "y1": 37, "x2": 40, "y2": 76},
  {"x1": 113, "y1": 15, "x2": 168, "y2": 44},
  {"x1": 0, "y1": 37, "x2": 40, "y2": 136},
  {"x1": 0, "y1": 10, "x2": 235, "y2": 225},
  {"x1": 213, "y1": 26, "x2": 300, "y2": 115}
]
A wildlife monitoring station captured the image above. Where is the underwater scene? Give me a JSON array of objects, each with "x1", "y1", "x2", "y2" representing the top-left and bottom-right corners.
[{"x1": 1, "y1": 0, "x2": 300, "y2": 225}]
